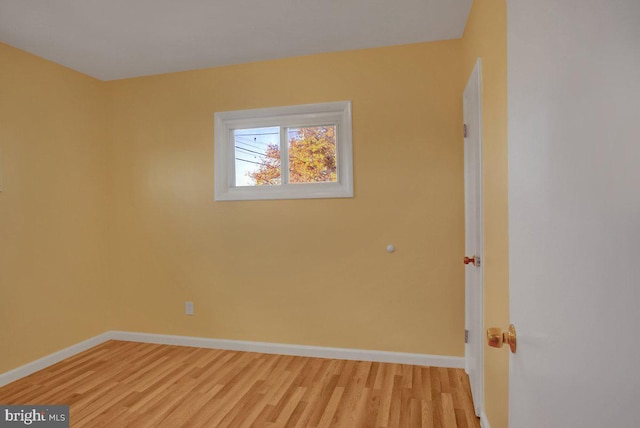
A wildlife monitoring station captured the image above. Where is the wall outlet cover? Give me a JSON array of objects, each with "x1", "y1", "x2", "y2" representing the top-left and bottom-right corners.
[{"x1": 185, "y1": 301, "x2": 194, "y2": 316}]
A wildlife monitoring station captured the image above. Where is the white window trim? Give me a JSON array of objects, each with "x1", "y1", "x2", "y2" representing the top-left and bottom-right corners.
[{"x1": 214, "y1": 101, "x2": 353, "y2": 201}]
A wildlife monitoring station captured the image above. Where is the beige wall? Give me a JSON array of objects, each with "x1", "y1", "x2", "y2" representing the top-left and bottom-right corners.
[
  {"x1": 461, "y1": 1, "x2": 510, "y2": 427},
  {"x1": 106, "y1": 41, "x2": 467, "y2": 356},
  {"x1": 0, "y1": 43, "x2": 113, "y2": 373}
]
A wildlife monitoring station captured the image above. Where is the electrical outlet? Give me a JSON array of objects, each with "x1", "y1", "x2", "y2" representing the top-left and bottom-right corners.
[{"x1": 185, "y1": 301, "x2": 194, "y2": 316}]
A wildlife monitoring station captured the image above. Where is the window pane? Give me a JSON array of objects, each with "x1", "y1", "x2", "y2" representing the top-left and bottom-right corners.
[
  {"x1": 288, "y1": 125, "x2": 337, "y2": 183},
  {"x1": 234, "y1": 127, "x2": 280, "y2": 186}
]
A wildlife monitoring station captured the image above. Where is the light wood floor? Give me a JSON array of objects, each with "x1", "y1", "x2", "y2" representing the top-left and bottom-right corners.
[{"x1": 0, "y1": 341, "x2": 480, "y2": 427}]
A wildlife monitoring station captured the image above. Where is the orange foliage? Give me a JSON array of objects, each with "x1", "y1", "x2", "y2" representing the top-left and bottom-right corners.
[{"x1": 250, "y1": 126, "x2": 337, "y2": 185}]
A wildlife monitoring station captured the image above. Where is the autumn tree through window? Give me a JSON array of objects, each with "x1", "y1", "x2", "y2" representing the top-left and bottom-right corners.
[
  {"x1": 287, "y1": 126, "x2": 337, "y2": 184},
  {"x1": 235, "y1": 126, "x2": 337, "y2": 186},
  {"x1": 215, "y1": 102, "x2": 352, "y2": 201}
]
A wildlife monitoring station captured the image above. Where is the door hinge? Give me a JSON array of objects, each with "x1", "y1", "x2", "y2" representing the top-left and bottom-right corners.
[
  {"x1": 465, "y1": 330, "x2": 469, "y2": 344},
  {"x1": 464, "y1": 123, "x2": 468, "y2": 138}
]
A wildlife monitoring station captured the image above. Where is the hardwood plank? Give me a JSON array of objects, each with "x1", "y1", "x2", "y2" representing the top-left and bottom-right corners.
[
  {"x1": 317, "y1": 386, "x2": 344, "y2": 428},
  {"x1": 283, "y1": 400, "x2": 307, "y2": 428},
  {"x1": 332, "y1": 361, "x2": 371, "y2": 427},
  {"x1": 409, "y1": 398, "x2": 422, "y2": 427},
  {"x1": 343, "y1": 386, "x2": 370, "y2": 428},
  {"x1": 422, "y1": 399, "x2": 435, "y2": 428},
  {"x1": 273, "y1": 386, "x2": 307, "y2": 426},
  {"x1": 441, "y1": 393, "x2": 457, "y2": 428},
  {"x1": 375, "y1": 363, "x2": 396, "y2": 426},
  {"x1": 365, "y1": 386, "x2": 382, "y2": 426}
]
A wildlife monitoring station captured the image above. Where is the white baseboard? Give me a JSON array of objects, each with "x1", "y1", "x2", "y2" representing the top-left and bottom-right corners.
[
  {"x1": 480, "y1": 411, "x2": 491, "y2": 428},
  {"x1": 110, "y1": 331, "x2": 465, "y2": 368},
  {"x1": 0, "y1": 332, "x2": 113, "y2": 387},
  {"x1": 0, "y1": 330, "x2": 464, "y2": 387}
]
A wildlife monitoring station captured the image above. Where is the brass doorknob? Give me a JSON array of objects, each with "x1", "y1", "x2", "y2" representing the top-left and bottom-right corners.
[
  {"x1": 487, "y1": 324, "x2": 517, "y2": 353},
  {"x1": 463, "y1": 256, "x2": 476, "y2": 266}
]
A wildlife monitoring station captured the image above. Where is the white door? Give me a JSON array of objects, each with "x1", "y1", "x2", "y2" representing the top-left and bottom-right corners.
[
  {"x1": 508, "y1": 0, "x2": 640, "y2": 426},
  {"x1": 463, "y1": 59, "x2": 483, "y2": 417}
]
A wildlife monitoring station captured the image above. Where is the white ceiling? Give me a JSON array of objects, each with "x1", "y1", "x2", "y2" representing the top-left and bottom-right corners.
[{"x1": 0, "y1": 0, "x2": 472, "y2": 81}]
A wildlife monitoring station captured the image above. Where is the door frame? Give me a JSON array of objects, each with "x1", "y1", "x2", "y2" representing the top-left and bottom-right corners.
[{"x1": 463, "y1": 58, "x2": 484, "y2": 417}]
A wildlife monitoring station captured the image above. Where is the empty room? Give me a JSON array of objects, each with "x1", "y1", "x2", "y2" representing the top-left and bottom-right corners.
[{"x1": 1, "y1": 0, "x2": 638, "y2": 427}]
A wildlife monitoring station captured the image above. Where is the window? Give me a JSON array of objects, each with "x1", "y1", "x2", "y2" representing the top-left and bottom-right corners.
[{"x1": 214, "y1": 101, "x2": 353, "y2": 201}]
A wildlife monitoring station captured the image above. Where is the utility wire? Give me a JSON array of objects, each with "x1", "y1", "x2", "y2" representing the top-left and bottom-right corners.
[
  {"x1": 235, "y1": 146, "x2": 267, "y2": 157},
  {"x1": 235, "y1": 158, "x2": 262, "y2": 165},
  {"x1": 235, "y1": 137, "x2": 273, "y2": 151}
]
